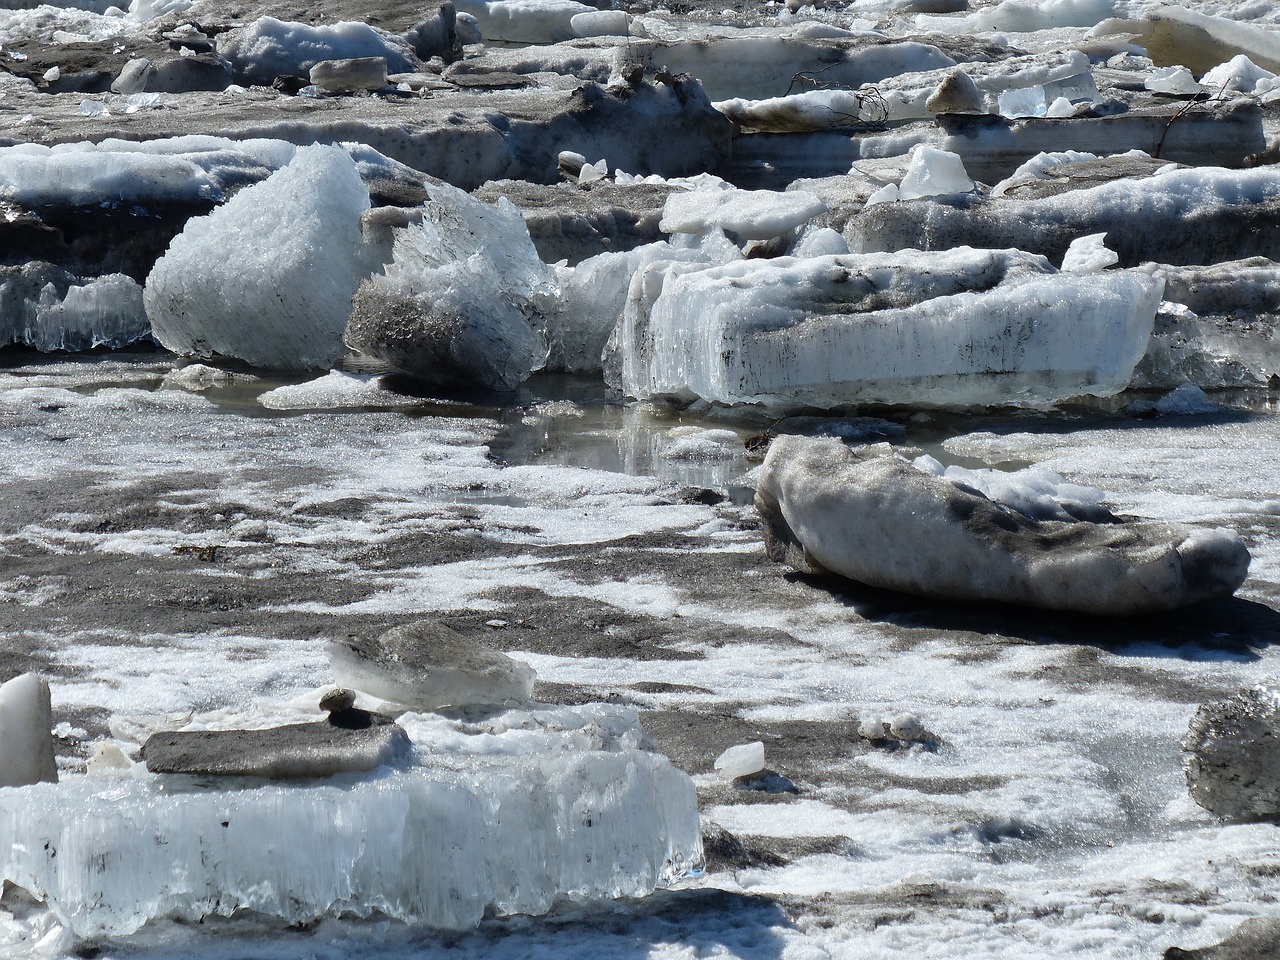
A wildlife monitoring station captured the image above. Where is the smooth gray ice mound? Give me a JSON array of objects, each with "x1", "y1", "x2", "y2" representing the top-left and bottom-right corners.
[{"x1": 755, "y1": 435, "x2": 1250, "y2": 615}]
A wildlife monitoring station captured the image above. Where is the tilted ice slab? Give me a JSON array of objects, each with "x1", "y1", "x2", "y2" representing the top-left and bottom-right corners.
[
  {"x1": 612, "y1": 247, "x2": 1162, "y2": 410},
  {"x1": 0, "y1": 703, "x2": 701, "y2": 938},
  {"x1": 755, "y1": 435, "x2": 1250, "y2": 615},
  {"x1": 144, "y1": 144, "x2": 370, "y2": 371},
  {"x1": 218, "y1": 17, "x2": 419, "y2": 85},
  {"x1": 850, "y1": 165, "x2": 1280, "y2": 268}
]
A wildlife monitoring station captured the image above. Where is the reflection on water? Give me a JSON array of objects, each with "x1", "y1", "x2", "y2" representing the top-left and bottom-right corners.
[{"x1": 4, "y1": 347, "x2": 1280, "y2": 491}]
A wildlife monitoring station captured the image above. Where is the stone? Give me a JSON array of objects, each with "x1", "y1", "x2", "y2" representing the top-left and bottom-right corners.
[
  {"x1": 0, "y1": 674, "x2": 58, "y2": 788},
  {"x1": 142, "y1": 713, "x2": 411, "y2": 778},
  {"x1": 925, "y1": 68, "x2": 985, "y2": 115},
  {"x1": 1183, "y1": 686, "x2": 1280, "y2": 820},
  {"x1": 319, "y1": 687, "x2": 357, "y2": 713},
  {"x1": 309, "y1": 57, "x2": 389, "y2": 94},
  {"x1": 327, "y1": 621, "x2": 537, "y2": 711},
  {"x1": 755, "y1": 436, "x2": 1251, "y2": 615}
]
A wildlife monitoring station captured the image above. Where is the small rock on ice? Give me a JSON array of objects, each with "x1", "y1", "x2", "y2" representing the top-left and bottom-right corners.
[
  {"x1": 327, "y1": 620, "x2": 537, "y2": 711},
  {"x1": 714, "y1": 741, "x2": 765, "y2": 779}
]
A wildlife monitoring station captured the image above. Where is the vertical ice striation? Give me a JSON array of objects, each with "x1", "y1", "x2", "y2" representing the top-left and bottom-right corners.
[
  {"x1": 143, "y1": 144, "x2": 371, "y2": 371},
  {"x1": 0, "y1": 267, "x2": 148, "y2": 352},
  {"x1": 614, "y1": 248, "x2": 1163, "y2": 409},
  {"x1": 0, "y1": 709, "x2": 702, "y2": 938}
]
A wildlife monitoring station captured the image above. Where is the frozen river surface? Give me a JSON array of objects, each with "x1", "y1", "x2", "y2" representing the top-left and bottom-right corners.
[{"x1": 2, "y1": 355, "x2": 1279, "y2": 958}]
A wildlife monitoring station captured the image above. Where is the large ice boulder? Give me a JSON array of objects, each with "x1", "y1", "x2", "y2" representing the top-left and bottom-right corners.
[
  {"x1": 1183, "y1": 685, "x2": 1280, "y2": 820},
  {"x1": 0, "y1": 703, "x2": 701, "y2": 938},
  {"x1": 144, "y1": 144, "x2": 371, "y2": 371},
  {"x1": 218, "y1": 17, "x2": 419, "y2": 86},
  {"x1": 610, "y1": 247, "x2": 1162, "y2": 410},
  {"x1": 346, "y1": 182, "x2": 555, "y2": 389},
  {"x1": 0, "y1": 674, "x2": 58, "y2": 788},
  {"x1": 754, "y1": 436, "x2": 1250, "y2": 615},
  {"x1": 327, "y1": 621, "x2": 537, "y2": 711}
]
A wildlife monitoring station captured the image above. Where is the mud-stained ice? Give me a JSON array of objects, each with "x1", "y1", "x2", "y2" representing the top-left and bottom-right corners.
[{"x1": 756, "y1": 435, "x2": 1250, "y2": 614}]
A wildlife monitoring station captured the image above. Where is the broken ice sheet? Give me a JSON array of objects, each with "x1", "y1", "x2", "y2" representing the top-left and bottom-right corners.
[{"x1": 0, "y1": 703, "x2": 701, "y2": 938}]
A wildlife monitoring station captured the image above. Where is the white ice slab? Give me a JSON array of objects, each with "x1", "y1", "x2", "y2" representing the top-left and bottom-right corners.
[{"x1": 614, "y1": 247, "x2": 1162, "y2": 409}]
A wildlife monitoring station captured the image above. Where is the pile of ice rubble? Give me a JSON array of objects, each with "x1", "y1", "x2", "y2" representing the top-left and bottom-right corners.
[
  {"x1": 15, "y1": 137, "x2": 1263, "y2": 409},
  {"x1": 0, "y1": 0, "x2": 1277, "y2": 410},
  {"x1": 6, "y1": 133, "x2": 1278, "y2": 407},
  {"x1": 0, "y1": 623, "x2": 702, "y2": 940}
]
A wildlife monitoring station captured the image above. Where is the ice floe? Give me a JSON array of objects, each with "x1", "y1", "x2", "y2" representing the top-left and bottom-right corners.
[
  {"x1": 756, "y1": 435, "x2": 1251, "y2": 614},
  {"x1": 612, "y1": 247, "x2": 1161, "y2": 409}
]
